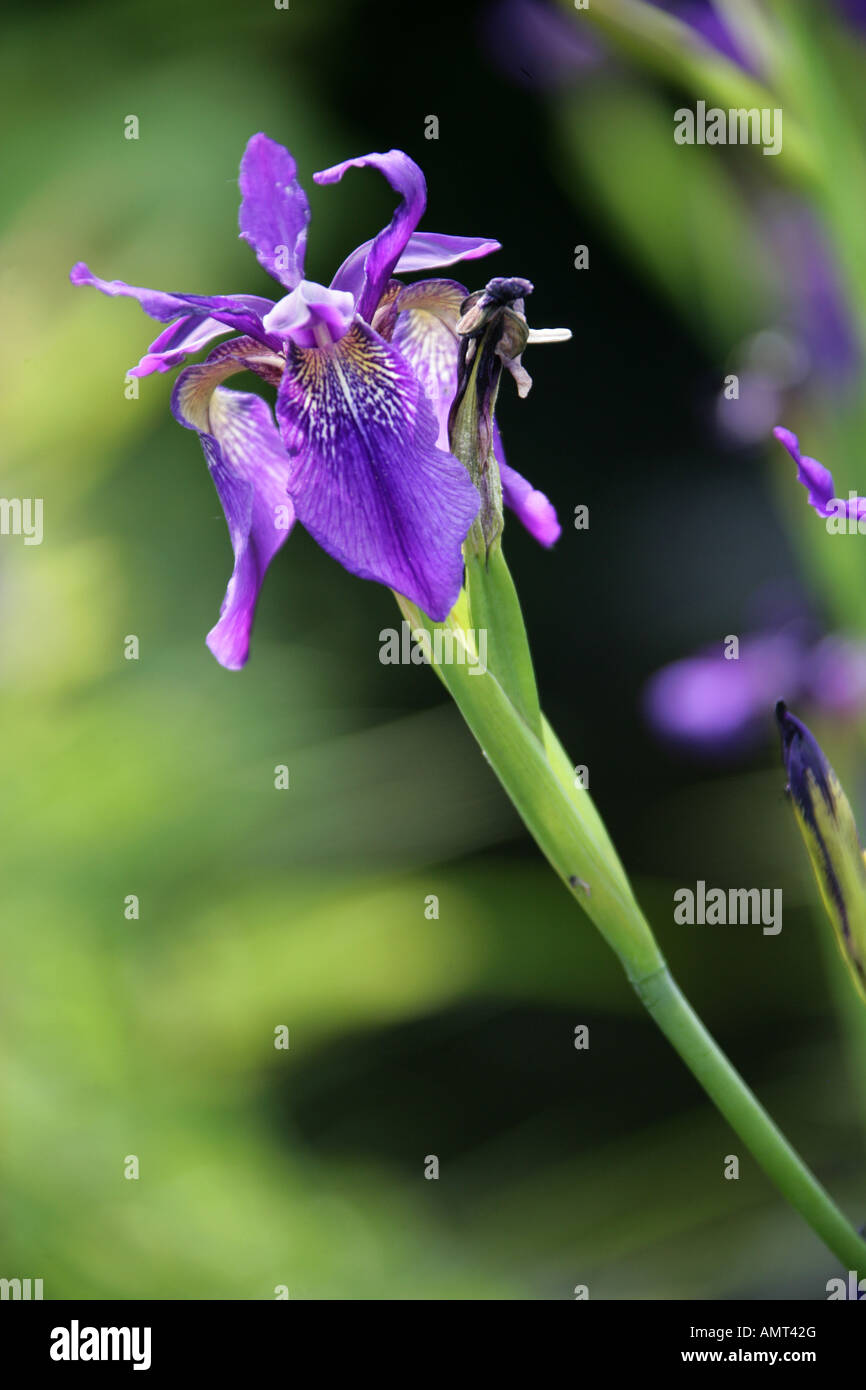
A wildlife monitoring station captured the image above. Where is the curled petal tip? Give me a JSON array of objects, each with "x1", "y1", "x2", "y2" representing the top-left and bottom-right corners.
[
  {"x1": 773, "y1": 425, "x2": 849, "y2": 520},
  {"x1": 312, "y1": 150, "x2": 426, "y2": 321}
]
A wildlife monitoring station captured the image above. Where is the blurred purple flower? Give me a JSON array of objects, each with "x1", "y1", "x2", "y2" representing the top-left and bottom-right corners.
[
  {"x1": 71, "y1": 135, "x2": 560, "y2": 668},
  {"x1": 643, "y1": 622, "x2": 866, "y2": 756},
  {"x1": 766, "y1": 201, "x2": 860, "y2": 387},
  {"x1": 483, "y1": 0, "x2": 758, "y2": 88},
  {"x1": 837, "y1": 0, "x2": 866, "y2": 33},
  {"x1": 482, "y1": 0, "x2": 603, "y2": 88},
  {"x1": 717, "y1": 204, "x2": 859, "y2": 445},
  {"x1": 485, "y1": 0, "x2": 866, "y2": 93}
]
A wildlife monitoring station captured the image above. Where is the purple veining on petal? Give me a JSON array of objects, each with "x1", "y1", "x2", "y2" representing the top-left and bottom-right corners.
[
  {"x1": 70, "y1": 263, "x2": 281, "y2": 351},
  {"x1": 386, "y1": 279, "x2": 467, "y2": 449},
  {"x1": 331, "y1": 231, "x2": 501, "y2": 306},
  {"x1": 173, "y1": 343, "x2": 295, "y2": 670},
  {"x1": 314, "y1": 150, "x2": 426, "y2": 322},
  {"x1": 238, "y1": 133, "x2": 311, "y2": 290},
  {"x1": 275, "y1": 318, "x2": 478, "y2": 620},
  {"x1": 774, "y1": 426, "x2": 866, "y2": 521}
]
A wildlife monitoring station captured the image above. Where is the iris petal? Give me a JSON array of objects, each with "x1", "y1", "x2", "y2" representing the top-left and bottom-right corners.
[
  {"x1": 774, "y1": 426, "x2": 866, "y2": 521},
  {"x1": 70, "y1": 262, "x2": 279, "y2": 350},
  {"x1": 263, "y1": 280, "x2": 355, "y2": 347},
  {"x1": 172, "y1": 340, "x2": 295, "y2": 669},
  {"x1": 131, "y1": 316, "x2": 225, "y2": 377},
  {"x1": 130, "y1": 311, "x2": 275, "y2": 378},
  {"x1": 314, "y1": 151, "x2": 426, "y2": 321},
  {"x1": 331, "y1": 231, "x2": 501, "y2": 307},
  {"x1": 386, "y1": 279, "x2": 467, "y2": 449},
  {"x1": 494, "y1": 426, "x2": 561, "y2": 547},
  {"x1": 275, "y1": 318, "x2": 479, "y2": 620},
  {"x1": 238, "y1": 132, "x2": 311, "y2": 290}
]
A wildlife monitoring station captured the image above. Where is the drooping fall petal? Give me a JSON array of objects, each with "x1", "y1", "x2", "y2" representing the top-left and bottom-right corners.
[
  {"x1": 70, "y1": 262, "x2": 280, "y2": 350},
  {"x1": 172, "y1": 339, "x2": 294, "y2": 669},
  {"x1": 275, "y1": 319, "x2": 479, "y2": 619},
  {"x1": 494, "y1": 427, "x2": 561, "y2": 547}
]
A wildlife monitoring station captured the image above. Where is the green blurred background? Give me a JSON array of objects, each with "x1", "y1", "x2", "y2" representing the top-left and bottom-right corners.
[{"x1": 3, "y1": 0, "x2": 866, "y2": 1299}]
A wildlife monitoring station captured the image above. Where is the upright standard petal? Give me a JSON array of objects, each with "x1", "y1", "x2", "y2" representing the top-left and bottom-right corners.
[
  {"x1": 314, "y1": 151, "x2": 426, "y2": 322},
  {"x1": 774, "y1": 426, "x2": 866, "y2": 523},
  {"x1": 70, "y1": 263, "x2": 280, "y2": 349},
  {"x1": 238, "y1": 133, "x2": 311, "y2": 290},
  {"x1": 172, "y1": 339, "x2": 295, "y2": 670},
  {"x1": 275, "y1": 319, "x2": 479, "y2": 620},
  {"x1": 330, "y1": 230, "x2": 501, "y2": 306}
]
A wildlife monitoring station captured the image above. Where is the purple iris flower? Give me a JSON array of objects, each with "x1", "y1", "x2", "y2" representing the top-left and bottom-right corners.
[
  {"x1": 643, "y1": 621, "x2": 866, "y2": 756},
  {"x1": 774, "y1": 427, "x2": 866, "y2": 526},
  {"x1": 71, "y1": 134, "x2": 560, "y2": 668}
]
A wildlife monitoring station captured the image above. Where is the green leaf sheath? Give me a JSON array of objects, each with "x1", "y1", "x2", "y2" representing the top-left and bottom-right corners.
[{"x1": 395, "y1": 590, "x2": 866, "y2": 1271}]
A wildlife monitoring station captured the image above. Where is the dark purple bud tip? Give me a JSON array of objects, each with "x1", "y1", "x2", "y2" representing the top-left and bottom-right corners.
[
  {"x1": 775, "y1": 700, "x2": 835, "y2": 822},
  {"x1": 482, "y1": 276, "x2": 534, "y2": 306}
]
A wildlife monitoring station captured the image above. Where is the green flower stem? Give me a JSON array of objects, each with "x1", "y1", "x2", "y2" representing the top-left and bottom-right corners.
[
  {"x1": 635, "y1": 968, "x2": 866, "y2": 1272},
  {"x1": 562, "y1": 0, "x2": 818, "y2": 187},
  {"x1": 396, "y1": 592, "x2": 661, "y2": 973},
  {"x1": 396, "y1": 592, "x2": 866, "y2": 1272},
  {"x1": 465, "y1": 543, "x2": 543, "y2": 739}
]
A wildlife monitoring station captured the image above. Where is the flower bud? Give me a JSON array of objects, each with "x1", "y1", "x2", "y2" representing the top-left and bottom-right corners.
[
  {"x1": 447, "y1": 277, "x2": 534, "y2": 552},
  {"x1": 776, "y1": 701, "x2": 866, "y2": 1001}
]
